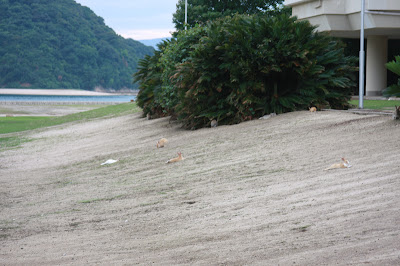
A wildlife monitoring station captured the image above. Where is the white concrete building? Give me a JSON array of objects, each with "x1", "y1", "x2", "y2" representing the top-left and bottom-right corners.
[{"x1": 284, "y1": 0, "x2": 400, "y2": 96}]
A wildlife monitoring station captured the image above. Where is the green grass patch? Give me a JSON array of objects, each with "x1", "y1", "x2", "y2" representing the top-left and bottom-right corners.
[
  {"x1": 0, "y1": 116, "x2": 52, "y2": 134},
  {"x1": 0, "y1": 107, "x2": 29, "y2": 115},
  {"x1": 139, "y1": 201, "x2": 161, "y2": 207},
  {"x1": 349, "y1": 100, "x2": 400, "y2": 110},
  {"x1": 79, "y1": 194, "x2": 125, "y2": 204},
  {"x1": 54, "y1": 104, "x2": 103, "y2": 108},
  {"x1": 292, "y1": 224, "x2": 312, "y2": 232},
  {"x1": 0, "y1": 136, "x2": 33, "y2": 150},
  {"x1": 0, "y1": 103, "x2": 140, "y2": 134},
  {"x1": 268, "y1": 168, "x2": 287, "y2": 174}
]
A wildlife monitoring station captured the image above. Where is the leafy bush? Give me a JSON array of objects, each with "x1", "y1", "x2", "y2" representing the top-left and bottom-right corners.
[
  {"x1": 133, "y1": 41, "x2": 166, "y2": 117},
  {"x1": 158, "y1": 26, "x2": 207, "y2": 113},
  {"x1": 134, "y1": 14, "x2": 357, "y2": 129},
  {"x1": 134, "y1": 27, "x2": 206, "y2": 117},
  {"x1": 171, "y1": 14, "x2": 357, "y2": 129},
  {"x1": 383, "y1": 56, "x2": 400, "y2": 97}
]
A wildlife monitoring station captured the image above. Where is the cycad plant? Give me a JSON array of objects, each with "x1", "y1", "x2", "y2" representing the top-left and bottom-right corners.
[
  {"x1": 383, "y1": 56, "x2": 400, "y2": 97},
  {"x1": 171, "y1": 14, "x2": 357, "y2": 129},
  {"x1": 134, "y1": 41, "x2": 168, "y2": 117},
  {"x1": 134, "y1": 28, "x2": 206, "y2": 118}
]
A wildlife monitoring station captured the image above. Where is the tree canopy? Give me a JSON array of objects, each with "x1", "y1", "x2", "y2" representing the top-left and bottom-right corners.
[
  {"x1": 0, "y1": 0, "x2": 154, "y2": 90},
  {"x1": 173, "y1": 0, "x2": 286, "y2": 30}
]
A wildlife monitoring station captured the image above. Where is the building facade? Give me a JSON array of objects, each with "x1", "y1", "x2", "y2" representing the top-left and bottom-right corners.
[{"x1": 284, "y1": 0, "x2": 400, "y2": 96}]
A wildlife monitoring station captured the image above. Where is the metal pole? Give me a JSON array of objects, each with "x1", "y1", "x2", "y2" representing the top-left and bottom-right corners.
[
  {"x1": 185, "y1": 0, "x2": 188, "y2": 30},
  {"x1": 359, "y1": 0, "x2": 365, "y2": 109}
]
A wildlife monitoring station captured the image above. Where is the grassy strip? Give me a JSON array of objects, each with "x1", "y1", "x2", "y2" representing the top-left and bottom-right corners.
[
  {"x1": 0, "y1": 107, "x2": 29, "y2": 115},
  {"x1": 79, "y1": 194, "x2": 125, "y2": 204},
  {"x1": 0, "y1": 103, "x2": 140, "y2": 150},
  {"x1": 0, "y1": 103, "x2": 140, "y2": 134},
  {"x1": 349, "y1": 100, "x2": 400, "y2": 110},
  {"x1": 0, "y1": 136, "x2": 33, "y2": 149}
]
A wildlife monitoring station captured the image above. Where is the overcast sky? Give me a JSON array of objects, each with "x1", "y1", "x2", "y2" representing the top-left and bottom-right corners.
[{"x1": 74, "y1": 0, "x2": 179, "y2": 40}]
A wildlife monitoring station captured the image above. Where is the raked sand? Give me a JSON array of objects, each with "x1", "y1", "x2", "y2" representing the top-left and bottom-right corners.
[{"x1": 1, "y1": 109, "x2": 399, "y2": 265}]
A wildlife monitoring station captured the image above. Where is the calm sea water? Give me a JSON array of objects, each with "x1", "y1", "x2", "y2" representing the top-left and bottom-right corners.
[{"x1": 0, "y1": 94, "x2": 136, "y2": 103}]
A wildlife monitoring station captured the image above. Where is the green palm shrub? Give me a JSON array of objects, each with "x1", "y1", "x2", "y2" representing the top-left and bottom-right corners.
[
  {"x1": 134, "y1": 28, "x2": 206, "y2": 118},
  {"x1": 171, "y1": 14, "x2": 357, "y2": 129},
  {"x1": 383, "y1": 56, "x2": 400, "y2": 97},
  {"x1": 134, "y1": 41, "x2": 167, "y2": 117},
  {"x1": 157, "y1": 26, "x2": 207, "y2": 114}
]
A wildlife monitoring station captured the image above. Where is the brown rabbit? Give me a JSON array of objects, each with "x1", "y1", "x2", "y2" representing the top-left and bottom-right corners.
[
  {"x1": 166, "y1": 152, "x2": 184, "y2": 164},
  {"x1": 324, "y1": 158, "x2": 352, "y2": 170},
  {"x1": 309, "y1": 107, "x2": 317, "y2": 112},
  {"x1": 156, "y1": 138, "x2": 168, "y2": 148},
  {"x1": 393, "y1": 105, "x2": 400, "y2": 120}
]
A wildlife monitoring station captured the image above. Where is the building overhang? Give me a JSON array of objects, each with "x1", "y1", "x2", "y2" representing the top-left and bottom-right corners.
[{"x1": 285, "y1": 0, "x2": 400, "y2": 39}]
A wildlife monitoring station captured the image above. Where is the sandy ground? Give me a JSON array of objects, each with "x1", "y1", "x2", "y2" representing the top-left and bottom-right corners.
[
  {"x1": 0, "y1": 88, "x2": 115, "y2": 117},
  {"x1": 0, "y1": 89, "x2": 135, "y2": 117},
  {"x1": 0, "y1": 89, "x2": 113, "y2": 96},
  {"x1": 1, "y1": 108, "x2": 400, "y2": 265},
  {"x1": 0, "y1": 104, "x2": 101, "y2": 117}
]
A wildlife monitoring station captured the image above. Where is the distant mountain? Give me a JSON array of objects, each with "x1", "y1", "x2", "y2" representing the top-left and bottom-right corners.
[
  {"x1": 139, "y1": 38, "x2": 170, "y2": 49},
  {"x1": 0, "y1": 0, "x2": 154, "y2": 91}
]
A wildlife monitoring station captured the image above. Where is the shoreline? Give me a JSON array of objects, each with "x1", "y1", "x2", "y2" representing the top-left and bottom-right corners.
[
  {"x1": 0, "y1": 101, "x2": 121, "y2": 106},
  {"x1": 0, "y1": 88, "x2": 120, "y2": 96}
]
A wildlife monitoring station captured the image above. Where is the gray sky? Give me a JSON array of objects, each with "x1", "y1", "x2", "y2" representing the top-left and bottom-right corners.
[{"x1": 74, "y1": 0, "x2": 179, "y2": 40}]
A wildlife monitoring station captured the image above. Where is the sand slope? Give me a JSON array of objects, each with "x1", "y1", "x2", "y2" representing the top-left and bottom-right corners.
[{"x1": 1, "y1": 111, "x2": 399, "y2": 265}]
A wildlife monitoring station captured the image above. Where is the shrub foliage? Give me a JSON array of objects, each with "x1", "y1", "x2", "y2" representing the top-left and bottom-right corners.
[
  {"x1": 134, "y1": 41, "x2": 166, "y2": 117},
  {"x1": 135, "y1": 14, "x2": 357, "y2": 129},
  {"x1": 134, "y1": 27, "x2": 206, "y2": 118},
  {"x1": 383, "y1": 55, "x2": 400, "y2": 97}
]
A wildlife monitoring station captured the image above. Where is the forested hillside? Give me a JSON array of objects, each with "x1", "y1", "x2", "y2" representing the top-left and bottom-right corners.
[{"x1": 0, "y1": 0, "x2": 154, "y2": 91}]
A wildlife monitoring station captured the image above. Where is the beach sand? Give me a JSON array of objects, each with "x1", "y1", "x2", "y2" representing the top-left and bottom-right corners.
[
  {"x1": 1, "y1": 109, "x2": 399, "y2": 265},
  {"x1": 0, "y1": 103, "x2": 102, "y2": 117},
  {"x1": 0, "y1": 88, "x2": 113, "y2": 96},
  {"x1": 0, "y1": 89, "x2": 129, "y2": 116}
]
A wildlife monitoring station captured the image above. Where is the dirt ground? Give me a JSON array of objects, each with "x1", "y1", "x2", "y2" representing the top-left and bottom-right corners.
[
  {"x1": 0, "y1": 103, "x2": 101, "y2": 117},
  {"x1": 1, "y1": 107, "x2": 399, "y2": 265}
]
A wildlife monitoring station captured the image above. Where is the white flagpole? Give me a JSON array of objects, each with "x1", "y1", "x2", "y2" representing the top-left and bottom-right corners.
[
  {"x1": 359, "y1": 0, "x2": 365, "y2": 108},
  {"x1": 185, "y1": 0, "x2": 188, "y2": 30}
]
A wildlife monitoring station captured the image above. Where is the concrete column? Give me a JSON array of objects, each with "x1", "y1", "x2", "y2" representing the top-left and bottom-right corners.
[{"x1": 366, "y1": 35, "x2": 388, "y2": 96}]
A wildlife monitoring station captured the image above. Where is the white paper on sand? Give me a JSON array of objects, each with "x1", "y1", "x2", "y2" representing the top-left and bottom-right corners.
[{"x1": 101, "y1": 159, "x2": 118, "y2": 165}]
